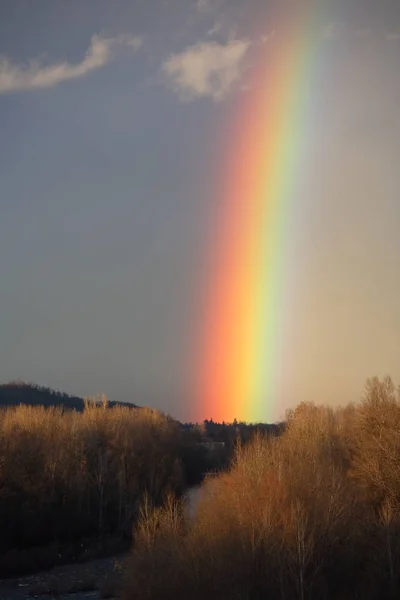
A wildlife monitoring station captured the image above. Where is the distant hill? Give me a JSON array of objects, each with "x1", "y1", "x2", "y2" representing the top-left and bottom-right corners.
[{"x1": 0, "y1": 381, "x2": 138, "y2": 411}]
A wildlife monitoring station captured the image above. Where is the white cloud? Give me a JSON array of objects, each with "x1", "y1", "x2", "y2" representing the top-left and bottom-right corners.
[
  {"x1": 321, "y1": 24, "x2": 400, "y2": 43},
  {"x1": 207, "y1": 20, "x2": 223, "y2": 36},
  {"x1": 125, "y1": 35, "x2": 144, "y2": 50},
  {"x1": 162, "y1": 39, "x2": 250, "y2": 102},
  {"x1": 321, "y1": 22, "x2": 345, "y2": 40},
  {"x1": 260, "y1": 30, "x2": 276, "y2": 44},
  {"x1": 195, "y1": 0, "x2": 218, "y2": 14},
  {"x1": 206, "y1": 16, "x2": 239, "y2": 40},
  {"x1": 354, "y1": 28, "x2": 371, "y2": 38},
  {"x1": 0, "y1": 34, "x2": 143, "y2": 94}
]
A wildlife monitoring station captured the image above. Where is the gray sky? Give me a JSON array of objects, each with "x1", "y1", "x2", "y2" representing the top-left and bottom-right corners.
[{"x1": 1, "y1": 0, "x2": 399, "y2": 422}]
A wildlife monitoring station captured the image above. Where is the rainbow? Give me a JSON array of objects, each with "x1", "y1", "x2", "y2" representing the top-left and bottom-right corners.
[{"x1": 195, "y1": 3, "x2": 323, "y2": 423}]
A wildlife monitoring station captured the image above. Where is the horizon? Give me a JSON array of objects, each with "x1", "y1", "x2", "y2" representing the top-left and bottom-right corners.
[
  {"x1": 1, "y1": 0, "x2": 400, "y2": 423},
  {"x1": 0, "y1": 379, "x2": 289, "y2": 425}
]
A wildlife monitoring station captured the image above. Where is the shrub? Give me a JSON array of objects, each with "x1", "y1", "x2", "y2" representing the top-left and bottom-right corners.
[
  {"x1": 0, "y1": 401, "x2": 183, "y2": 575},
  {"x1": 123, "y1": 378, "x2": 400, "y2": 600}
]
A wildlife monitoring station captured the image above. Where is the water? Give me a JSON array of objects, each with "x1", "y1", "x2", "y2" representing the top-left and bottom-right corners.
[{"x1": 185, "y1": 485, "x2": 203, "y2": 519}]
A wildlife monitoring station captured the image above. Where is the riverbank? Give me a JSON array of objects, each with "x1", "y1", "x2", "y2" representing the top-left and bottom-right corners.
[
  {"x1": 0, "y1": 535, "x2": 131, "y2": 580},
  {"x1": 0, "y1": 552, "x2": 124, "y2": 600},
  {"x1": 0, "y1": 484, "x2": 205, "y2": 600}
]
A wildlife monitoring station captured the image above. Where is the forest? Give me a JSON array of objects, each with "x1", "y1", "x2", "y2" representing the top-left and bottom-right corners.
[
  {"x1": 0, "y1": 385, "x2": 236, "y2": 576},
  {"x1": 124, "y1": 376, "x2": 400, "y2": 600},
  {"x1": 2, "y1": 377, "x2": 400, "y2": 600}
]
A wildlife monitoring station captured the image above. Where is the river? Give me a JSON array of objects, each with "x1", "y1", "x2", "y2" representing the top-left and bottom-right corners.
[
  {"x1": 185, "y1": 484, "x2": 203, "y2": 519},
  {"x1": 0, "y1": 485, "x2": 206, "y2": 600}
]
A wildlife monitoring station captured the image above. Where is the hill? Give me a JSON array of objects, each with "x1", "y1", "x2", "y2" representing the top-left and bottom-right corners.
[{"x1": 0, "y1": 381, "x2": 138, "y2": 411}]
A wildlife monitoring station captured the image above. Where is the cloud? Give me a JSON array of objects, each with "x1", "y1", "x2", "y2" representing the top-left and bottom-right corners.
[
  {"x1": 207, "y1": 20, "x2": 223, "y2": 36},
  {"x1": 0, "y1": 34, "x2": 143, "y2": 94},
  {"x1": 260, "y1": 30, "x2": 276, "y2": 44},
  {"x1": 321, "y1": 24, "x2": 400, "y2": 44},
  {"x1": 196, "y1": 0, "x2": 209, "y2": 12},
  {"x1": 386, "y1": 33, "x2": 400, "y2": 41},
  {"x1": 125, "y1": 35, "x2": 144, "y2": 50},
  {"x1": 354, "y1": 28, "x2": 371, "y2": 38},
  {"x1": 206, "y1": 16, "x2": 240, "y2": 40},
  {"x1": 195, "y1": 0, "x2": 218, "y2": 14},
  {"x1": 162, "y1": 39, "x2": 250, "y2": 102},
  {"x1": 321, "y1": 22, "x2": 345, "y2": 40}
]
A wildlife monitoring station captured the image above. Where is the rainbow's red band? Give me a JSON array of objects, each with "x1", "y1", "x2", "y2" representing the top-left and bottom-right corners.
[{"x1": 195, "y1": 3, "x2": 322, "y2": 423}]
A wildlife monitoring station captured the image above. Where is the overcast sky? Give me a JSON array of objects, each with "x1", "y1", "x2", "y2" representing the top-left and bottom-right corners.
[{"x1": 1, "y1": 0, "x2": 400, "y2": 422}]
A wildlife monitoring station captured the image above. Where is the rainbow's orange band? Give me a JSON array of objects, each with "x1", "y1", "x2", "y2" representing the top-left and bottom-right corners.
[{"x1": 195, "y1": 3, "x2": 322, "y2": 423}]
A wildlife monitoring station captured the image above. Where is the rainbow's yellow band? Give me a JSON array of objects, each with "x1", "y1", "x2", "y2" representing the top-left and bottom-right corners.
[{"x1": 195, "y1": 2, "x2": 322, "y2": 423}]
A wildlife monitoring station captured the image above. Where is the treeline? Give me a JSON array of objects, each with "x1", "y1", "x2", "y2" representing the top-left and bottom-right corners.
[
  {"x1": 179, "y1": 419, "x2": 283, "y2": 483},
  {"x1": 0, "y1": 393, "x2": 259, "y2": 577},
  {"x1": 0, "y1": 399, "x2": 219, "y2": 576},
  {"x1": 0, "y1": 381, "x2": 137, "y2": 411},
  {"x1": 124, "y1": 376, "x2": 400, "y2": 600},
  {"x1": 182, "y1": 418, "x2": 284, "y2": 443}
]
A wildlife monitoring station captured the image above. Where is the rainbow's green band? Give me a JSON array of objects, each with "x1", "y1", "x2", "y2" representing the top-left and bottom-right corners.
[{"x1": 195, "y1": 2, "x2": 323, "y2": 423}]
